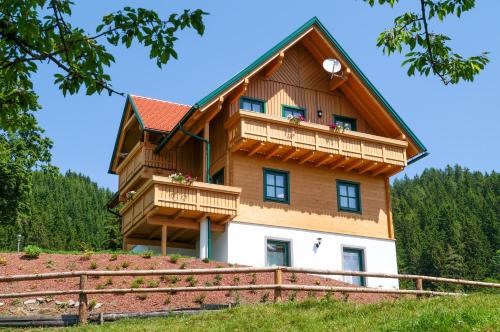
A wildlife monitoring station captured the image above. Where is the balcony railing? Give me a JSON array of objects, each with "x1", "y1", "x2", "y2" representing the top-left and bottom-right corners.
[
  {"x1": 121, "y1": 176, "x2": 241, "y2": 236},
  {"x1": 116, "y1": 143, "x2": 176, "y2": 191},
  {"x1": 226, "y1": 110, "x2": 408, "y2": 175}
]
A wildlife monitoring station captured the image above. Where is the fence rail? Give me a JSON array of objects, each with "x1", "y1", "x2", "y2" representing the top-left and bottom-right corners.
[{"x1": 0, "y1": 266, "x2": 498, "y2": 325}]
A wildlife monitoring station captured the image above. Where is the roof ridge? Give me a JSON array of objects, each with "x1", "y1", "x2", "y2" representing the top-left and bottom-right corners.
[{"x1": 130, "y1": 94, "x2": 191, "y2": 108}]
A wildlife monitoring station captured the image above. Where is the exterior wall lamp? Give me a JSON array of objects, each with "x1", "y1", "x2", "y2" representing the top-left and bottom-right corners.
[{"x1": 317, "y1": 110, "x2": 323, "y2": 118}]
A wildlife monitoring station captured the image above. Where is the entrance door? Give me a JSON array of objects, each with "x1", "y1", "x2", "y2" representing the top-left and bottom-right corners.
[{"x1": 342, "y1": 247, "x2": 365, "y2": 286}]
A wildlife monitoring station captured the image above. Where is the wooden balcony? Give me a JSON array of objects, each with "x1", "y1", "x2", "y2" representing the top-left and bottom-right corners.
[
  {"x1": 121, "y1": 175, "x2": 241, "y2": 239},
  {"x1": 116, "y1": 142, "x2": 176, "y2": 192},
  {"x1": 226, "y1": 110, "x2": 408, "y2": 176}
]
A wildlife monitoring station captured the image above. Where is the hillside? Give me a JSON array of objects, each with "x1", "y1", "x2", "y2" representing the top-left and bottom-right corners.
[
  {"x1": 36, "y1": 294, "x2": 500, "y2": 332},
  {"x1": 392, "y1": 165, "x2": 499, "y2": 281}
]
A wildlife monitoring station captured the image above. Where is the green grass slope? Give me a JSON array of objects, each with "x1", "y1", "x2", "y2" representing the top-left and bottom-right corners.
[{"x1": 38, "y1": 294, "x2": 499, "y2": 332}]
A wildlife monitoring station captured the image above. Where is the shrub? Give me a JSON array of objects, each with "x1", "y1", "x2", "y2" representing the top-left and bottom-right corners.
[
  {"x1": 169, "y1": 254, "x2": 181, "y2": 264},
  {"x1": 66, "y1": 262, "x2": 77, "y2": 270},
  {"x1": 314, "y1": 279, "x2": 321, "y2": 286},
  {"x1": 289, "y1": 291, "x2": 297, "y2": 302},
  {"x1": 213, "y1": 274, "x2": 223, "y2": 286},
  {"x1": 204, "y1": 281, "x2": 213, "y2": 287},
  {"x1": 185, "y1": 275, "x2": 198, "y2": 287},
  {"x1": 232, "y1": 276, "x2": 240, "y2": 285},
  {"x1": 249, "y1": 273, "x2": 257, "y2": 285},
  {"x1": 289, "y1": 272, "x2": 298, "y2": 283},
  {"x1": 194, "y1": 293, "x2": 206, "y2": 305},
  {"x1": 147, "y1": 279, "x2": 160, "y2": 288},
  {"x1": 95, "y1": 284, "x2": 105, "y2": 290},
  {"x1": 164, "y1": 296, "x2": 171, "y2": 306},
  {"x1": 261, "y1": 291, "x2": 270, "y2": 303},
  {"x1": 0, "y1": 256, "x2": 7, "y2": 266},
  {"x1": 142, "y1": 250, "x2": 153, "y2": 259},
  {"x1": 89, "y1": 261, "x2": 98, "y2": 270},
  {"x1": 88, "y1": 299, "x2": 97, "y2": 311},
  {"x1": 81, "y1": 250, "x2": 94, "y2": 261},
  {"x1": 168, "y1": 276, "x2": 180, "y2": 285},
  {"x1": 202, "y1": 257, "x2": 210, "y2": 263},
  {"x1": 109, "y1": 253, "x2": 118, "y2": 261},
  {"x1": 130, "y1": 277, "x2": 145, "y2": 289},
  {"x1": 121, "y1": 261, "x2": 130, "y2": 269},
  {"x1": 179, "y1": 262, "x2": 188, "y2": 269},
  {"x1": 136, "y1": 294, "x2": 148, "y2": 300},
  {"x1": 23, "y1": 245, "x2": 42, "y2": 259},
  {"x1": 104, "y1": 278, "x2": 113, "y2": 286}
]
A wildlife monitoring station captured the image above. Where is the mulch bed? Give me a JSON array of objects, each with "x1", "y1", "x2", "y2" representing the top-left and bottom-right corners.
[{"x1": 0, "y1": 253, "x2": 402, "y2": 316}]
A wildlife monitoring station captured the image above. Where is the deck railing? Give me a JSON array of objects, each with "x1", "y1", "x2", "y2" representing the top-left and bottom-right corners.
[
  {"x1": 121, "y1": 176, "x2": 241, "y2": 234},
  {"x1": 226, "y1": 110, "x2": 408, "y2": 167},
  {"x1": 0, "y1": 266, "x2": 498, "y2": 325},
  {"x1": 117, "y1": 143, "x2": 177, "y2": 190}
]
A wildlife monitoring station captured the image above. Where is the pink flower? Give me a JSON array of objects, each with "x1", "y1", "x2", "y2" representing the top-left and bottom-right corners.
[{"x1": 329, "y1": 123, "x2": 337, "y2": 129}]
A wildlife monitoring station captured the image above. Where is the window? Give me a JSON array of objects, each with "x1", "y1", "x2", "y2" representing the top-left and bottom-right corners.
[
  {"x1": 282, "y1": 105, "x2": 306, "y2": 119},
  {"x1": 342, "y1": 247, "x2": 365, "y2": 286},
  {"x1": 336, "y1": 180, "x2": 361, "y2": 213},
  {"x1": 240, "y1": 97, "x2": 265, "y2": 113},
  {"x1": 266, "y1": 239, "x2": 291, "y2": 266},
  {"x1": 212, "y1": 168, "x2": 224, "y2": 185},
  {"x1": 264, "y1": 169, "x2": 289, "y2": 203},
  {"x1": 333, "y1": 115, "x2": 357, "y2": 131}
]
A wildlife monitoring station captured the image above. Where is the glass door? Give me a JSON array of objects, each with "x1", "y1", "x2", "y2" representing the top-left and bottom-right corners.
[{"x1": 342, "y1": 247, "x2": 365, "y2": 286}]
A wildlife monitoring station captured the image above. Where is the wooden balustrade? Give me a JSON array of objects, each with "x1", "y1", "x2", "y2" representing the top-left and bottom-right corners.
[
  {"x1": 117, "y1": 143, "x2": 177, "y2": 190},
  {"x1": 121, "y1": 176, "x2": 241, "y2": 235},
  {"x1": 226, "y1": 110, "x2": 408, "y2": 175}
]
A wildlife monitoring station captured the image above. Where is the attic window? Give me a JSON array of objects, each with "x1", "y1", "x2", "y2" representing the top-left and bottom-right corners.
[
  {"x1": 240, "y1": 97, "x2": 265, "y2": 113},
  {"x1": 333, "y1": 115, "x2": 357, "y2": 131}
]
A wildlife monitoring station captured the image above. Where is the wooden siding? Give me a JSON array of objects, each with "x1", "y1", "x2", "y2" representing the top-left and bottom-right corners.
[
  {"x1": 228, "y1": 43, "x2": 375, "y2": 134},
  {"x1": 231, "y1": 154, "x2": 392, "y2": 239},
  {"x1": 121, "y1": 176, "x2": 241, "y2": 235},
  {"x1": 226, "y1": 110, "x2": 407, "y2": 169}
]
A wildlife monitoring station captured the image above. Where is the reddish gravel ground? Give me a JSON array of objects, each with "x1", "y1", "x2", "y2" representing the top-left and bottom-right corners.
[{"x1": 0, "y1": 253, "x2": 402, "y2": 317}]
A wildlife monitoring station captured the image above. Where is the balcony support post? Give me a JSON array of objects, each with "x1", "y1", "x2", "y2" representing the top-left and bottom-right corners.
[
  {"x1": 161, "y1": 225, "x2": 167, "y2": 256},
  {"x1": 199, "y1": 218, "x2": 211, "y2": 259}
]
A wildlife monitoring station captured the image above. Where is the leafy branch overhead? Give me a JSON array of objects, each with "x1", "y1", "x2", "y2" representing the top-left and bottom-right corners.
[
  {"x1": 0, "y1": 0, "x2": 208, "y2": 131},
  {"x1": 363, "y1": 0, "x2": 489, "y2": 85}
]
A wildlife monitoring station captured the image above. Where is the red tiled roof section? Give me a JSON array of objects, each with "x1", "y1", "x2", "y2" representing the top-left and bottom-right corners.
[{"x1": 130, "y1": 95, "x2": 191, "y2": 132}]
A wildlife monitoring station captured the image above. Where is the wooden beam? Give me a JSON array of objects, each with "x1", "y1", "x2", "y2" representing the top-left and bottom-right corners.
[
  {"x1": 227, "y1": 79, "x2": 249, "y2": 104},
  {"x1": 331, "y1": 157, "x2": 350, "y2": 170},
  {"x1": 146, "y1": 216, "x2": 224, "y2": 233},
  {"x1": 385, "y1": 166, "x2": 404, "y2": 177},
  {"x1": 219, "y1": 215, "x2": 233, "y2": 225},
  {"x1": 248, "y1": 142, "x2": 266, "y2": 156},
  {"x1": 123, "y1": 114, "x2": 137, "y2": 131},
  {"x1": 170, "y1": 209, "x2": 185, "y2": 221},
  {"x1": 197, "y1": 213, "x2": 209, "y2": 223},
  {"x1": 298, "y1": 151, "x2": 315, "y2": 165},
  {"x1": 161, "y1": 225, "x2": 167, "y2": 256},
  {"x1": 282, "y1": 148, "x2": 301, "y2": 162},
  {"x1": 358, "y1": 162, "x2": 379, "y2": 175},
  {"x1": 265, "y1": 145, "x2": 283, "y2": 159},
  {"x1": 344, "y1": 159, "x2": 364, "y2": 173},
  {"x1": 372, "y1": 165, "x2": 392, "y2": 177},
  {"x1": 230, "y1": 139, "x2": 248, "y2": 152},
  {"x1": 329, "y1": 67, "x2": 351, "y2": 91},
  {"x1": 262, "y1": 52, "x2": 285, "y2": 78},
  {"x1": 170, "y1": 228, "x2": 189, "y2": 242},
  {"x1": 315, "y1": 154, "x2": 334, "y2": 167}
]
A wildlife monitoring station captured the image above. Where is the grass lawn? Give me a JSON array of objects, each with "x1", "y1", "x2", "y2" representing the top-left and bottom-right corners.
[{"x1": 28, "y1": 294, "x2": 499, "y2": 332}]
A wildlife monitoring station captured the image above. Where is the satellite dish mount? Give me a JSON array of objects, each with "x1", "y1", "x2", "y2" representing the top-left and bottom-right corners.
[{"x1": 322, "y1": 59, "x2": 344, "y2": 79}]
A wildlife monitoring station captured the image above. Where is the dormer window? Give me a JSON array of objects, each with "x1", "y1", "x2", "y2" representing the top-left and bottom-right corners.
[
  {"x1": 333, "y1": 115, "x2": 357, "y2": 131},
  {"x1": 240, "y1": 97, "x2": 265, "y2": 113},
  {"x1": 282, "y1": 105, "x2": 306, "y2": 119}
]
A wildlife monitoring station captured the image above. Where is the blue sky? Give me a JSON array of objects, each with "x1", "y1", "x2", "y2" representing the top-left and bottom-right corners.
[{"x1": 33, "y1": 1, "x2": 500, "y2": 190}]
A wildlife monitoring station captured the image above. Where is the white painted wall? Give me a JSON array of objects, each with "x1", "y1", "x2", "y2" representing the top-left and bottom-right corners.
[{"x1": 220, "y1": 221, "x2": 399, "y2": 289}]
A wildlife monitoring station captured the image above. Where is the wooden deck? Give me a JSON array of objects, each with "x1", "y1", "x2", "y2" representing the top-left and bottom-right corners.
[
  {"x1": 121, "y1": 176, "x2": 241, "y2": 237},
  {"x1": 226, "y1": 110, "x2": 408, "y2": 176}
]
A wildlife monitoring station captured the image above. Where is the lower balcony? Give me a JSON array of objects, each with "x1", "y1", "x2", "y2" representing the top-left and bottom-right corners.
[
  {"x1": 226, "y1": 110, "x2": 408, "y2": 176},
  {"x1": 120, "y1": 175, "x2": 241, "y2": 253}
]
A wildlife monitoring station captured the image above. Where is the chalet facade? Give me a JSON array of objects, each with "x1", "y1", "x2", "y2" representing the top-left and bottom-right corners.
[{"x1": 108, "y1": 18, "x2": 427, "y2": 289}]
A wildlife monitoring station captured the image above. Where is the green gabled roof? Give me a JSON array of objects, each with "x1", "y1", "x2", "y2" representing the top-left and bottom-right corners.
[
  {"x1": 107, "y1": 95, "x2": 146, "y2": 174},
  {"x1": 155, "y1": 16, "x2": 426, "y2": 156}
]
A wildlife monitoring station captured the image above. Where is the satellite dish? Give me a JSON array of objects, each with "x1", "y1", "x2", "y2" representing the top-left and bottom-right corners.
[{"x1": 322, "y1": 59, "x2": 342, "y2": 77}]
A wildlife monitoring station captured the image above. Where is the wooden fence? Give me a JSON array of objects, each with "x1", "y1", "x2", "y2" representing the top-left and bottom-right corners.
[{"x1": 0, "y1": 267, "x2": 498, "y2": 325}]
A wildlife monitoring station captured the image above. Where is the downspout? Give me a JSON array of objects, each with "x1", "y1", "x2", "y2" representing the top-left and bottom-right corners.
[{"x1": 178, "y1": 125, "x2": 212, "y2": 258}]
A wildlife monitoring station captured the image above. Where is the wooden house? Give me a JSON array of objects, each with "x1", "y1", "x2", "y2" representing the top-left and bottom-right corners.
[{"x1": 108, "y1": 17, "x2": 427, "y2": 288}]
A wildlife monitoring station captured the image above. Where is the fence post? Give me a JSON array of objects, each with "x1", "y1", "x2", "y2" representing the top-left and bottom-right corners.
[
  {"x1": 274, "y1": 267, "x2": 282, "y2": 303},
  {"x1": 79, "y1": 274, "x2": 88, "y2": 324},
  {"x1": 415, "y1": 277, "x2": 423, "y2": 298}
]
